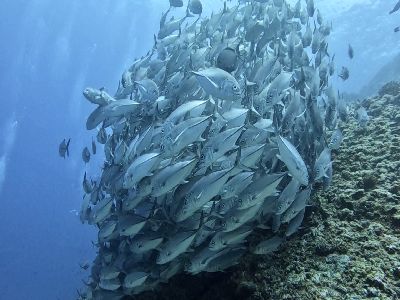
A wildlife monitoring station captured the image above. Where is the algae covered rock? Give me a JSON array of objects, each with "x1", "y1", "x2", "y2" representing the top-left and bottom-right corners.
[{"x1": 378, "y1": 81, "x2": 400, "y2": 97}]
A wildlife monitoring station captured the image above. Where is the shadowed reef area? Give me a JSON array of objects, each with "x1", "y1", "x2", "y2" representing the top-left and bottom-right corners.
[{"x1": 132, "y1": 84, "x2": 400, "y2": 300}]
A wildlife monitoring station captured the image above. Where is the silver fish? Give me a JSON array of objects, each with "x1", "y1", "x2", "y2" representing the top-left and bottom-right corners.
[
  {"x1": 164, "y1": 100, "x2": 208, "y2": 125},
  {"x1": 123, "y1": 152, "x2": 161, "y2": 189},
  {"x1": 277, "y1": 136, "x2": 309, "y2": 186},
  {"x1": 129, "y1": 234, "x2": 163, "y2": 254},
  {"x1": 221, "y1": 201, "x2": 263, "y2": 232},
  {"x1": 98, "y1": 220, "x2": 118, "y2": 243},
  {"x1": 221, "y1": 171, "x2": 254, "y2": 200},
  {"x1": 151, "y1": 158, "x2": 197, "y2": 197},
  {"x1": 192, "y1": 67, "x2": 241, "y2": 101},
  {"x1": 328, "y1": 128, "x2": 343, "y2": 150},
  {"x1": 174, "y1": 168, "x2": 232, "y2": 222},
  {"x1": 204, "y1": 247, "x2": 245, "y2": 272},
  {"x1": 100, "y1": 265, "x2": 120, "y2": 281},
  {"x1": 237, "y1": 173, "x2": 284, "y2": 210},
  {"x1": 185, "y1": 247, "x2": 216, "y2": 275},
  {"x1": 83, "y1": 87, "x2": 114, "y2": 106},
  {"x1": 99, "y1": 278, "x2": 121, "y2": 291},
  {"x1": 199, "y1": 126, "x2": 243, "y2": 169},
  {"x1": 275, "y1": 178, "x2": 301, "y2": 215},
  {"x1": 313, "y1": 148, "x2": 332, "y2": 182},
  {"x1": 135, "y1": 79, "x2": 159, "y2": 102},
  {"x1": 118, "y1": 215, "x2": 147, "y2": 237},
  {"x1": 282, "y1": 187, "x2": 311, "y2": 223},
  {"x1": 162, "y1": 116, "x2": 211, "y2": 156},
  {"x1": 123, "y1": 271, "x2": 149, "y2": 289},
  {"x1": 252, "y1": 235, "x2": 284, "y2": 255},
  {"x1": 209, "y1": 226, "x2": 252, "y2": 251},
  {"x1": 285, "y1": 208, "x2": 305, "y2": 237},
  {"x1": 156, "y1": 231, "x2": 197, "y2": 264},
  {"x1": 239, "y1": 144, "x2": 265, "y2": 169}
]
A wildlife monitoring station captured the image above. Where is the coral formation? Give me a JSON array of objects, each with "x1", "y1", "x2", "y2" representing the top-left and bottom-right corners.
[{"x1": 378, "y1": 81, "x2": 400, "y2": 97}]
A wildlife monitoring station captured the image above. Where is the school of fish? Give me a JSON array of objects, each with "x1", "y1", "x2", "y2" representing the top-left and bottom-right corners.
[{"x1": 77, "y1": 0, "x2": 351, "y2": 298}]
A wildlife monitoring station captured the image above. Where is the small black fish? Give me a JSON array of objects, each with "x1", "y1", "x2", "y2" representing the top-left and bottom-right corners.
[
  {"x1": 338, "y1": 66, "x2": 349, "y2": 81},
  {"x1": 348, "y1": 44, "x2": 354, "y2": 59},
  {"x1": 169, "y1": 0, "x2": 183, "y2": 8},
  {"x1": 79, "y1": 262, "x2": 90, "y2": 270},
  {"x1": 389, "y1": 0, "x2": 400, "y2": 14},
  {"x1": 59, "y1": 138, "x2": 71, "y2": 158},
  {"x1": 395, "y1": 26, "x2": 400, "y2": 33},
  {"x1": 216, "y1": 47, "x2": 238, "y2": 73},
  {"x1": 91, "y1": 139, "x2": 97, "y2": 155},
  {"x1": 82, "y1": 147, "x2": 91, "y2": 164}
]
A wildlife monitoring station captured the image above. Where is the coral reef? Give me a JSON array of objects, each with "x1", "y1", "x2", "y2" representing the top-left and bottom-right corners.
[
  {"x1": 132, "y1": 90, "x2": 400, "y2": 300},
  {"x1": 378, "y1": 81, "x2": 400, "y2": 97}
]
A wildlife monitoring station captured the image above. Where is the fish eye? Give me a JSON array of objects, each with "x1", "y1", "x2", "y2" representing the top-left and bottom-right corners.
[
  {"x1": 232, "y1": 85, "x2": 238, "y2": 91},
  {"x1": 210, "y1": 240, "x2": 215, "y2": 246},
  {"x1": 167, "y1": 251, "x2": 171, "y2": 256},
  {"x1": 200, "y1": 154, "x2": 205, "y2": 160},
  {"x1": 161, "y1": 144, "x2": 165, "y2": 150}
]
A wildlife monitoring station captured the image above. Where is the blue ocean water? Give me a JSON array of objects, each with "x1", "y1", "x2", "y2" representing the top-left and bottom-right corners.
[{"x1": 0, "y1": 1, "x2": 398, "y2": 299}]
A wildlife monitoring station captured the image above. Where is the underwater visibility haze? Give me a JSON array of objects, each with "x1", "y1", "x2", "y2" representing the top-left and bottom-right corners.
[{"x1": 0, "y1": 0, "x2": 399, "y2": 299}]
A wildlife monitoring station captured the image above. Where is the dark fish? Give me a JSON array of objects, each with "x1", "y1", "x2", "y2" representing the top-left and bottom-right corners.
[
  {"x1": 59, "y1": 138, "x2": 70, "y2": 158},
  {"x1": 338, "y1": 66, "x2": 349, "y2": 81},
  {"x1": 91, "y1": 139, "x2": 97, "y2": 155},
  {"x1": 79, "y1": 261, "x2": 90, "y2": 270},
  {"x1": 348, "y1": 44, "x2": 354, "y2": 59},
  {"x1": 395, "y1": 26, "x2": 400, "y2": 32},
  {"x1": 82, "y1": 147, "x2": 91, "y2": 164},
  {"x1": 97, "y1": 127, "x2": 107, "y2": 144},
  {"x1": 169, "y1": 0, "x2": 183, "y2": 7},
  {"x1": 216, "y1": 47, "x2": 238, "y2": 73},
  {"x1": 188, "y1": 0, "x2": 202, "y2": 15},
  {"x1": 389, "y1": 0, "x2": 400, "y2": 14},
  {"x1": 306, "y1": 0, "x2": 315, "y2": 17}
]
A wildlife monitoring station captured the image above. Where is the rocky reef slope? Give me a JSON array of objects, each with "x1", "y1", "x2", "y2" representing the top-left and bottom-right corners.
[
  {"x1": 360, "y1": 53, "x2": 400, "y2": 98},
  {"x1": 133, "y1": 88, "x2": 400, "y2": 300}
]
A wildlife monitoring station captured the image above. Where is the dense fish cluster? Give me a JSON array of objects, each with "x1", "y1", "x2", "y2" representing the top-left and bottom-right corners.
[{"x1": 77, "y1": 0, "x2": 348, "y2": 298}]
